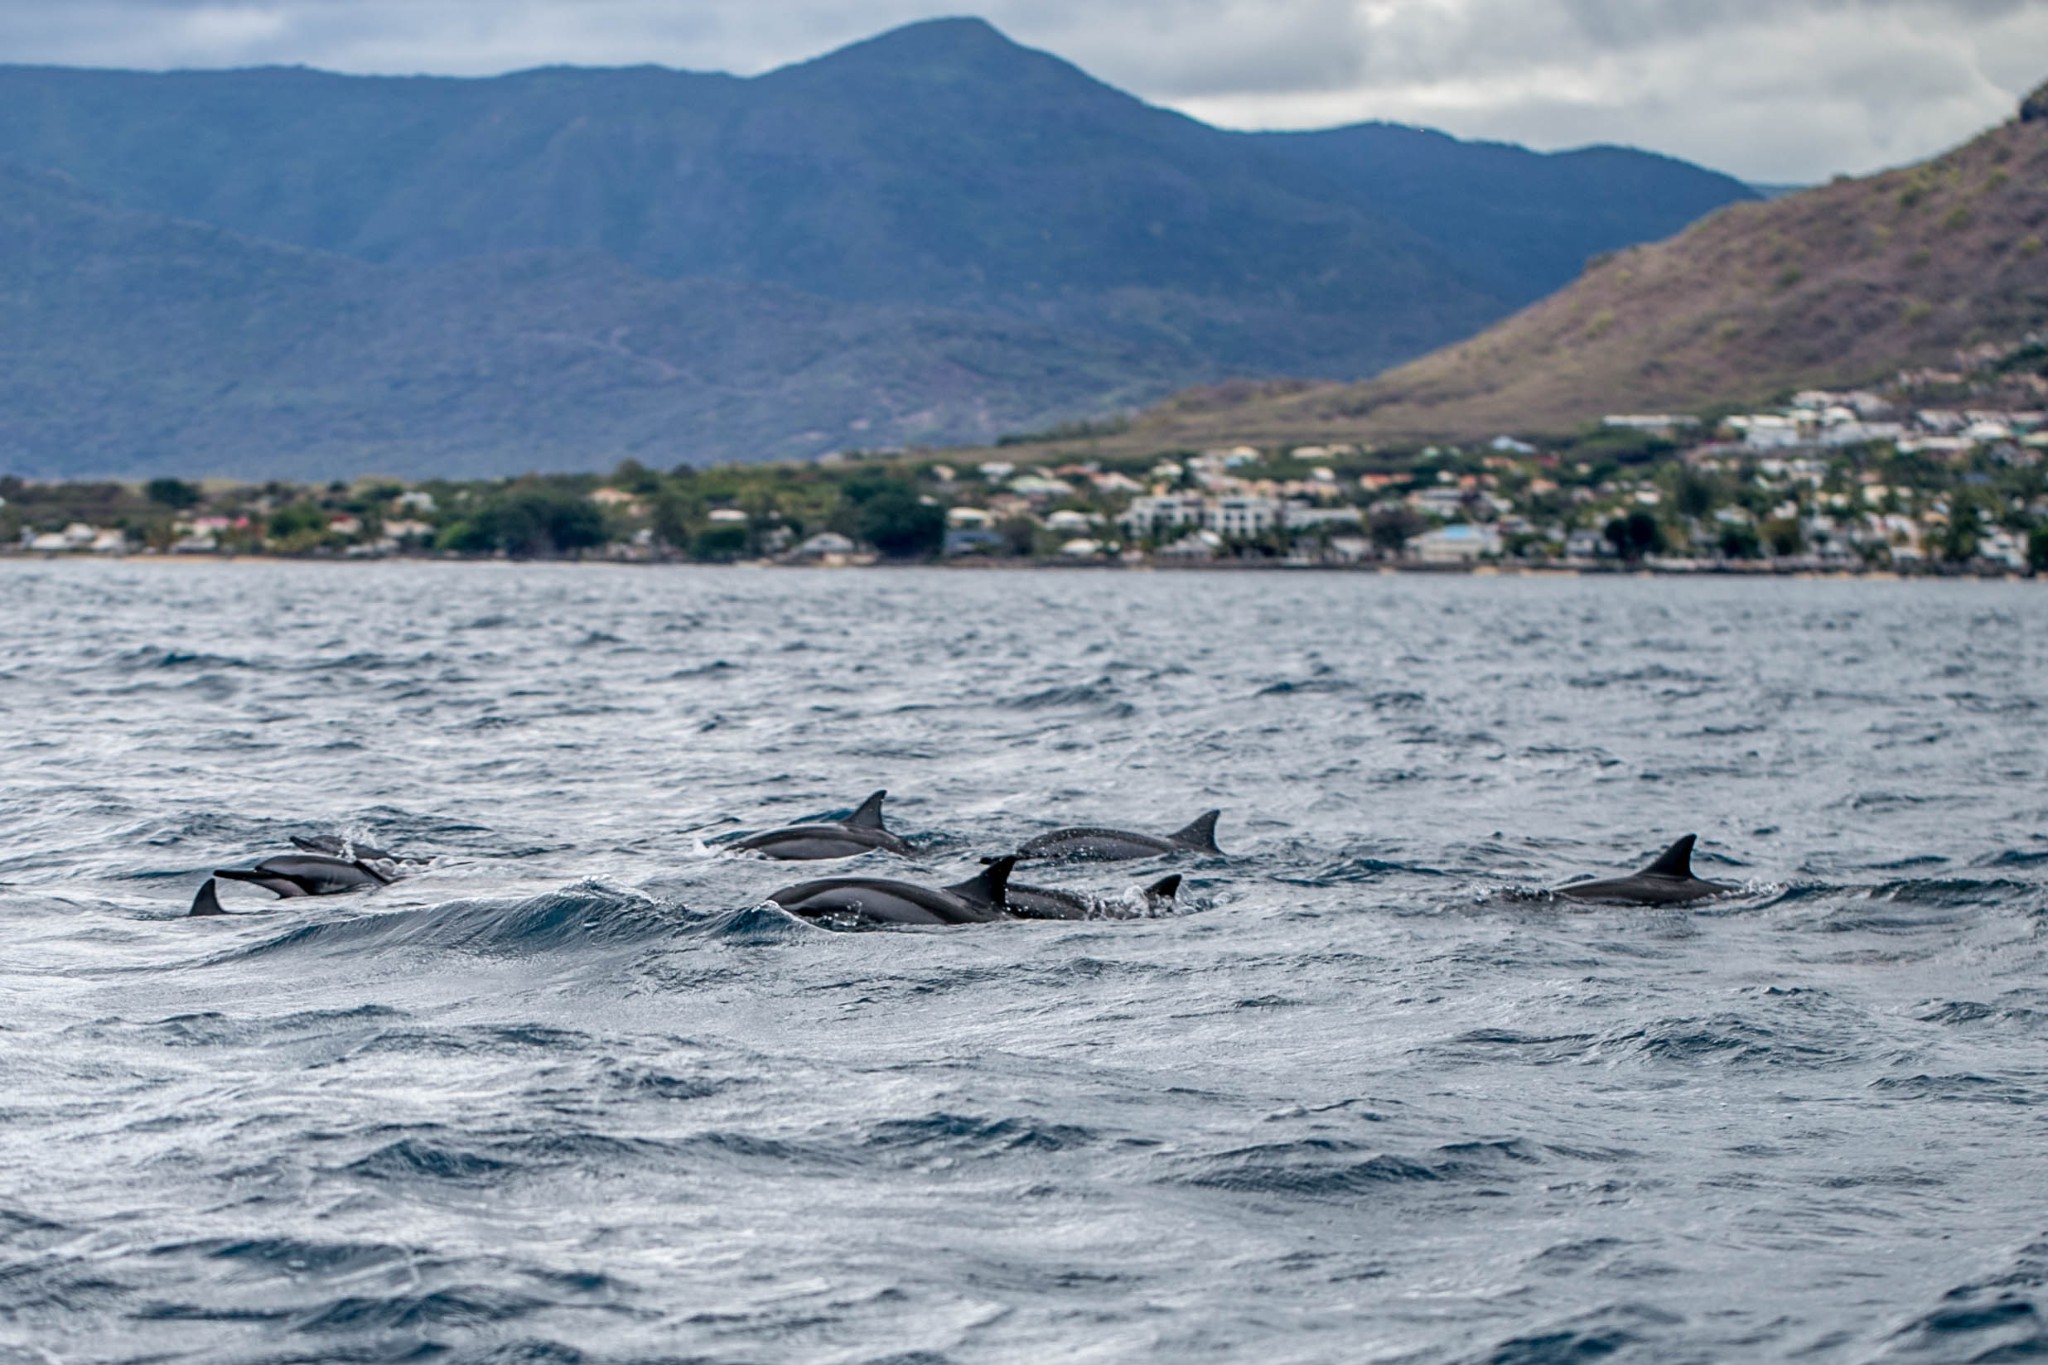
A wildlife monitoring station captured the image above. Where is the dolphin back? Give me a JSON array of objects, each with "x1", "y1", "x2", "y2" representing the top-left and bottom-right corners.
[
  {"x1": 846, "y1": 791, "x2": 889, "y2": 830},
  {"x1": 1170, "y1": 811, "x2": 1223, "y2": 855},
  {"x1": 946, "y1": 856, "x2": 1016, "y2": 911},
  {"x1": 1642, "y1": 835, "x2": 1696, "y2": 880},
  {"x1": 188, "y1": 878, "x2": 227, "y2": 917}
]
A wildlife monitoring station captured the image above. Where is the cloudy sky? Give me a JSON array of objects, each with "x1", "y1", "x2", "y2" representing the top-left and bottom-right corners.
[{"x1": 1, "y1": 1, "x2": 2041, "y2": 183}]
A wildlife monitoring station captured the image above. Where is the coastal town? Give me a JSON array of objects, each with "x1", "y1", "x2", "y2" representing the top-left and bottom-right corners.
[{"x1": 8, "y1": 347, "x2": 2048, "y2": 575}]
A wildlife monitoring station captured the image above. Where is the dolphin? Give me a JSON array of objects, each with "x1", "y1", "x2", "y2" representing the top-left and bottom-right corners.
[
  {"x1": 1005, "y1": 874, "x2": 1181, "y2": 921},
  {"x1": 214, "y1": 854, "x2": 392, "y2": 899},
  {"x1": 187, "y1": 877, "x2": 228, "y2": 917},
  {"x1": 1555, "y1": 835, "x2": 1735, "y2": 905},
  {"x1": 1014, "y1": 811, "x2": 1223, "y2": 862},
  {"x1": 733, "y1": 790, "x2": 912, "y2": 861},
  {"x1": 768, "y1": 857, "x2": 1015, "y2": 927}
]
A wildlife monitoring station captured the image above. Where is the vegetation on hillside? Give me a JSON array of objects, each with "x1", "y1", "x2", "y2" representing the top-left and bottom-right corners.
[{"x1": 9, "y1": 395, "x2": 2045, "y2": 575}]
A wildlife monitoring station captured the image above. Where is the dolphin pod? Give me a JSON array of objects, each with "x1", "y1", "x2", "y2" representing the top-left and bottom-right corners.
[{"x1": 181, "y1": 801, "x2": 1746, "y2": 924}]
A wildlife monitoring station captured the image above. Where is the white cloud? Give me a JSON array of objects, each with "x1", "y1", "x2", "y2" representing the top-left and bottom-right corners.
[{"x1": 0, "y1": 0, "x2": 2038, "y2": 181}]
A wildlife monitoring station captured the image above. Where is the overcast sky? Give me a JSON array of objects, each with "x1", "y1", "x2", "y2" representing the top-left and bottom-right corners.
[{"x1": 1, "y1": 1, "x2": 2041, "y2": 183}]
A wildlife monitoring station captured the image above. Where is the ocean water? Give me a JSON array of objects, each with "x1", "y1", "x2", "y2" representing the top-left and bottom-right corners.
[{"x1": 2, "y1": 560, "x2": 2046, "y2": 1364}]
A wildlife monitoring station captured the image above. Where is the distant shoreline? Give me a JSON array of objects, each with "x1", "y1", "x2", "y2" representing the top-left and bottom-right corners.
[{"x1": 1, "y1": 551, "x2": 2036, "y2": 583}]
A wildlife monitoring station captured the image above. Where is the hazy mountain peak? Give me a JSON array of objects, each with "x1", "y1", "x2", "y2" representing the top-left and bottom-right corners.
[
  {"x1": 770, "y1": 15, "x2": 1110, "y2": 98},
  {"x1": 806, "y1": 15, "x2": 1029, "y2": 66}
]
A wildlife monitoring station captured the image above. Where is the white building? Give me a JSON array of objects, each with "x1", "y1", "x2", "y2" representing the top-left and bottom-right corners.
[
  {"x1": 1733, "y1": 415, "x2": 1804, "y2": 449},
  {"x1": 1119, "y1": 494, "x2": 1206, "y2": 540},
  {"x1": 1413, "y1": 524, "x2": 1502, "y2": 563},
  {"x1": 1206, "y1": 496, "x2": 1281, "y2": 539}
]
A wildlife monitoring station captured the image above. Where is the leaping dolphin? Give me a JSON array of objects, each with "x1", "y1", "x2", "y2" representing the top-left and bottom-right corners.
[
  {"x1": 213, "y1": 854, "x2": 393, "y2": 899},
  {"x1": 1014, "y1": 811, "x2": 1223, "y2": 862},
  {"x1": 1555, "y1": 835, "x2": 1735, "y2": 905},
  {"x1": 768, "y1": 857, "x2": 1015, "y2": 927},
  {"x1": 733, "y1": 790, "x2": 912, "y2": 861},
  {"x1": 1005, "y1": 874, "x2": 1181, "y2": 921}
]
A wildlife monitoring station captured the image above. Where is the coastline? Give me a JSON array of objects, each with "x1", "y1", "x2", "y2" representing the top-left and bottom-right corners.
[{"x1": 0, "y1": 550, "x2": 2035, "y2": 582}]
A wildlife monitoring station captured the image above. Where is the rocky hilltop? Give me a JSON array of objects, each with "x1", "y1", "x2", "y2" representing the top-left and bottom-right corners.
[{"x1": 1090, "y1": 83, "x2": 2048, "y2": 450}]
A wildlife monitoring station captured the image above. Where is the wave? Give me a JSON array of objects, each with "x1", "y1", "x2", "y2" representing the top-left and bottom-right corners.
[
  {"x1": 209, "y1": 884, "x2": 696, "y2": 963},
  {"x1": 1176, "y1": 1136, "x2": 1550, "y2": 1199},
  {"x1": 1000, "y1": 682, "x2": 1135, "y2": 717},
  {"x1": 1881, "y1": 1233, "x2": 2048, "y2": 1362}
]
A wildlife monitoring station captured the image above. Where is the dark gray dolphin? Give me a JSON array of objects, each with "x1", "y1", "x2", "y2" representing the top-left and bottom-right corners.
[
  {"x1": 768, "y1": 857, "x2": 1015, "y2": 927},
  {"x1": 214, "y1": 854, "x2": 392, "y2": 899},
  {"x1": 1005, "y1": 874, "x2": 1181, "y2": 921},
  {"x1": 733, "y1": 790, "x2": 912, "y2": 861},
  {"x1": 1015, "y1": 811, "x2": 1223, "y2": 862},
  {"x1": 1555, "y1": 835, "x2": 1735, "y2": 905},
  {"x1": 187, "y1": 878, "x2": 228, "y2": 917}
]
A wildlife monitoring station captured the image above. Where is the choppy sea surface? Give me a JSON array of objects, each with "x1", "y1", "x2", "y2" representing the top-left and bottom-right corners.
[{"x1": 3, "y1": 561, "x2": 2047, "y2": 1364}]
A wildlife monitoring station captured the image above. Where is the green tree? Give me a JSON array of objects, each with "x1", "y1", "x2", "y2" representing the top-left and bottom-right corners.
[
  {"x1": 650, "y1": 488, "x2": 698, "y2": 549},
  {"x1": 266, "y1": 501, "x2": 328, "y2": 544},
  {"x1": 1717, "y1": 523, "x2": 1763, "y2": 560},
  {"x1": 997, "y1": 516, "x2": 1040, "y2": 557},
  {"x1": 434, "y1": 519, "x2": 494, "y2": 554},
  {"x1": 486, "y1": 489, "x2": 607, "y2": 556},
  {"x1": 1604, "y1": 509, "x2": 1664, "y2": 560},
  {"x1": 1674, "y1": 469, "x2": 1720, "y2": 520},
  {"x1": 1941, "y1": 508, "x2": 1981, "y2": 563},
  {"x1": 691, "y1": 525, "x2": 748, "y2": 562},
  {"x1": 1761, "y1": 517, "x2": 1804, "y2": 558},
  {"x1": 1369, "y1": 506, "x2": 1426, "y2": 556},
  {"x1": 856, "y1": 488, "x2": 944, "y2": 559},
  {"x1": 145, "y1": 478, "x2": 202, "y2": 509}
]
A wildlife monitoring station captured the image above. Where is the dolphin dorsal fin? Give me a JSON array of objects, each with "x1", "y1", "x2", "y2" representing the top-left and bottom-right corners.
[
  {"x1": 1644, "y1": 835, "x2": 1697, "y2": 880},
  {"x1": 948, "y1": 855, "x2": 1015, "y2": 910},
  {"x1": 847, "y1": 790, "x2": 888, "y2": 830},
  {"x1": 1145, "y1": 874, "x2": 1181, "y2": 900},
  {"x1": 1170, "y1": 811, "x2": 1223, "y2": 855},
  {"x1": 188, "y1": 878, "x2": 227, "y2": 917}
]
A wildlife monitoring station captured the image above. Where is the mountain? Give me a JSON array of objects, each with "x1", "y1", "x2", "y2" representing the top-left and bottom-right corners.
[
  {"x1": 0, "y1": 165, "x2": 1193, "y2": 479},
  {"x1": 1090, "y1": 85, "x2": 2048, "y2": 449},
  {"x1": 0, "y1": 18, "x2": 1758, "y2": 477}
]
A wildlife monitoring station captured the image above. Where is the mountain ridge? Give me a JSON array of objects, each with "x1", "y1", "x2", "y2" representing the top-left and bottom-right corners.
[
  {"x1": 1091, "y1": 97, "x2": 2048, "y2": 449},
  {"x1": 0, "y1": 17, "x2": 1760, "y2": 478}
]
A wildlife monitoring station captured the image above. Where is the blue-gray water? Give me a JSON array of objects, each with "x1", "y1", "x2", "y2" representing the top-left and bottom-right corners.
[{"x1": 4, "y1": 561, "x2": 2047, "y2": 1364}]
